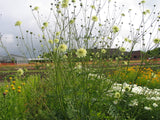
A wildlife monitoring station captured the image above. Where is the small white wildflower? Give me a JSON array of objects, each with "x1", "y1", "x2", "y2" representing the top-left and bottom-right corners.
[
  {"x1": 153, "y1": 103, "x2": 158, "y2": 107},
  {"x1": 76, "y1": 64, "x2": 82, "y2": 69},
  {"x1": 151, "y1": 73, "x2": 157, "y2": 78},
  {"x1": 75, "y1": 63, "x2": 82, "y2": 70},
  {"x1": 144, "y1": 106, "x2": 152, "y2": 111},
  {"x1": 113, "y1": 100, "x2": 118, "y2": 105},
  {"x1": 129, "y1": 99, "x2": 138, "y2": 106}
]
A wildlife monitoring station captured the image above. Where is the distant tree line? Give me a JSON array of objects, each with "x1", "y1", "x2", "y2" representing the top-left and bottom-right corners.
[{"x1": 147, "y1": 48, "x2": 160, "y2": 59}]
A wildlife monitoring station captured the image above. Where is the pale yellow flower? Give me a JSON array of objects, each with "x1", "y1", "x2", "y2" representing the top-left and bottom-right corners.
[
  {"x1": 92, "y1": 16, "x2": 98, "y2": 22},
  {"x1": 54, "y1": 38, "x2": 59, "y2": 43},
  {"x1": 124, "y1": 38, "x2": 129, "y2": 42},
  {"x1": 61, "y1": 0, "x2": 69, "y2": 8},
  {"x1": 34, "y1": 6, "x2": 39, "y2": 11},
  {"x1": 91, "y1": 5, "x2": 95, "y2": 9},
  {"x1": 101, "y1": 49, "x2": 106, "y2": 54},
  {"x1": 58, "y1": 44, "x2": 67, "y2": 52},
  {"x1": 69, "y1": 19, "x2": 75, "y2": 24},
  {"x1": 48, "y1": 39, "x2": 53, "y2": 44},
  {"x1": 76, "y1": 48, "x2": 87, "y2": 58},
  {"x1": 141, "y1": 0, "x2": 146, "y2": 4},
  {"x1": 121, "y1": 13, "x2": 125, "y2": 16},
  {"x1": 63, "y1": 55, "x2": 68, "y2": 59},
  {"x1": 71, "y1": 0, "x2": 76, "y2": 3},
  {"x1": 62, "y1": 3, "x2": 68, "y2": 8},
  {"x1": 153, "y1": 38, "x2": 160, "y2": 44},
  {"x1": 112, "y1": 26, "x2": 119, "y2": 33},
  {"x1": 17, "y1": 68, "x2": 24, "y2": 76},
  {"x1": 15, "y1": 21, "x2": 22, "y2": 26},
  {"x1": 146, "y1": 10, "x2": 150, "y2": 14},
  {"x1": 114, "y1": 92, "x2": 121, "y2": 99},
  {"x1": 43, "y1": 22, "x2": 48, "y2": 27},
  {"x1": 119, "y1": 47, "x2": 126, "y2": 52},
  {"x1": 56, "y1": 32, "x2": 61, "y2": 36},
  {"x1": 54, "y1": 47, "x2": 57, "y2": 52}
]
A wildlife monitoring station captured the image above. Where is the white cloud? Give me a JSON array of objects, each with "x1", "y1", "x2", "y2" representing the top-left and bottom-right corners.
[{"x1": 0, "y1": 0, "x2": 160, "y2": 56}]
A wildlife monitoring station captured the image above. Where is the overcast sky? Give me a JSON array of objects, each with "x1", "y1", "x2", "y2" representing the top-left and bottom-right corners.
[{"x1": 0, "y1": 0, "x2": 159, "y2": 57}]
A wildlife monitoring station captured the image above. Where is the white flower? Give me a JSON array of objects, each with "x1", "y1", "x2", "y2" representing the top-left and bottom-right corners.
[
  {"x1": 113, "y1": 100, "x2": 118, "y2": 105},
  {"x1": 129, "y1": 99, "x2": 138, "y2": 106},
  {"x1": 144, "y1": 106, "x2": 152, "y2": 111},
  {"x1": 153, "y1": 103, "x2": 158, "y2": 107},
  {"x1": 75, "y1": 63, "x2": 82, "y2": 70},
  {"x1": 151, "y1": 73, "x2": 156, "y2": 78}
]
